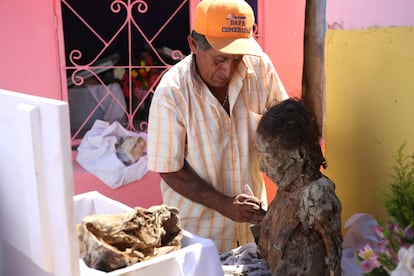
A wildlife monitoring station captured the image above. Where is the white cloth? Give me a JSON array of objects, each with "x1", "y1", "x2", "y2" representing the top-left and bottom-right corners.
[
  {"x1": 76, "y1": 120, "x2": 148, "y2": 188},
  {"x1": 68, "y1": 82, "x2": 127, "y2": 136},
  {"x1": 220, "y1": 242, "x2": 271, "y2": 275},
  {"x1": 87, "y1": 83, "x2": 126, "y2": 124}
]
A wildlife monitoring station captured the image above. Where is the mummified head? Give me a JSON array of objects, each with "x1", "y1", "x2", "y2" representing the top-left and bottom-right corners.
[{"x1": 255, "y1": 98, "x2": 326, "y2": 190}]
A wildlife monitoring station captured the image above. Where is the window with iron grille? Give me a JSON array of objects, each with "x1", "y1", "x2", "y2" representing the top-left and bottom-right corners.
[{"x1": 61, "y1": 0, "x2": 190, "y2": 145}]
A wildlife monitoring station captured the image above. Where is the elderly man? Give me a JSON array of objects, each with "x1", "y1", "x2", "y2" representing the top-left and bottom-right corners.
[{"x1": 147, "y1": 0, "x2": 288, "y2": 253}]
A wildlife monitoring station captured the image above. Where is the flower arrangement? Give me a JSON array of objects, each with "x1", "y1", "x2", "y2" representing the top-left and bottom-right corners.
[
  {"x1": 356, "y1": 221, "x2": 414, "y2": 275},
  {"x1": 113, "y1": 51, "x2": 161, "y2": 102},
  {"x1": 355, "y1": 143, "x2": 414, "y2": 275},
  {"x1": 112, "y1": 51, "x2": 161, "y2": 121}
]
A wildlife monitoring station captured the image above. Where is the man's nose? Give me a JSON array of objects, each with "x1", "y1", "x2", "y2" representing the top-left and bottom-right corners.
[{"x1": 220, "y1": 60, "x2": 233, "y2": 77}]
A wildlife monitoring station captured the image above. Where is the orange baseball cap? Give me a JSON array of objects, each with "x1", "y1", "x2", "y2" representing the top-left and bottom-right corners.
[{"x1": 193, "y1": 0, "x2": 263, "y2": 56}]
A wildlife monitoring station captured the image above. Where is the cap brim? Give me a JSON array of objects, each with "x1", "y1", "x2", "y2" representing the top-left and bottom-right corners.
[{"x1": 206, "y1": 36, "x2": 264, "y2": 56}]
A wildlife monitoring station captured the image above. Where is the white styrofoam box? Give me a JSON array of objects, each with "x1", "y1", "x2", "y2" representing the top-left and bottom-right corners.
[{"x1": 74, "y1": 191, "x2": 224, "y2": 276}]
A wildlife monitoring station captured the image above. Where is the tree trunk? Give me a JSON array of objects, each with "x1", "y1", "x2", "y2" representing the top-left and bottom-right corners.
[{"x1": 302, "y1": 0, "x2": 327, "y2": 137}]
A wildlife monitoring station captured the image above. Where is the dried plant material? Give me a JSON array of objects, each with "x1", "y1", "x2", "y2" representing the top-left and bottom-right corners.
[
  {"x1": 116, "y1": 136, "x2": 147, "y2": 164},
  {"x1": 255, "y1": 99, "x2": 342, "y2": 275},
  {"x1": 78, "y1": 205, "x2": 182, "y2": 272},
  {"x1": 258, "y1": 177, "x2": 342, "y2": 275}
]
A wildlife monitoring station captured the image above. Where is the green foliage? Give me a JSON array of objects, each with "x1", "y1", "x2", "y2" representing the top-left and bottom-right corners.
[{"x1": 381, "y1": 142, "x2": 414, "y2": 227}]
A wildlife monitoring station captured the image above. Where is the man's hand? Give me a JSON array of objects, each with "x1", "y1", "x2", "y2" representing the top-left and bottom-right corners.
[
  {"x1": 160, "y1": 162, "x2": 266, "y2": 225},
  {"x1": 220, "y1": 193, "x2": 266, "y2": 225}
]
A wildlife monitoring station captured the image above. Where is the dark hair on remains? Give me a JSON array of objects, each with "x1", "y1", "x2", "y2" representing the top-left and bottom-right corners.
[
  {"x1": 257, "y1": 98, "x2": 327, "y2": 170},
  {"x1": 191, "y1": 30, "x2": 211, "y2": 51}
]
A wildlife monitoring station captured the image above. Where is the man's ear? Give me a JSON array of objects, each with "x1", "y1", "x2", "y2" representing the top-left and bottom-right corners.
[{"x1": 187, "y1": 34, "x2": 198, "y2": 54}]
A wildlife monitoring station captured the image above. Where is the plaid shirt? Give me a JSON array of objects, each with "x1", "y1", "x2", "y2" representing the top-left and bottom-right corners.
[{"x1": 147, "y1": 53, "x2": 288, "y2": 253}]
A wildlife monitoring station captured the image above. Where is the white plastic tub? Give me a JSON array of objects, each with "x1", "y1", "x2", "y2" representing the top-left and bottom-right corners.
[{"x1": 74, "y1": 191, "x2": 224, "y2": 276}]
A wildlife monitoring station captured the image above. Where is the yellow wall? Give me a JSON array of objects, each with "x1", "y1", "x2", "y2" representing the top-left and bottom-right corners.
[{"x1": 324, "y1": 26, "x2": 414, "y2": 228}]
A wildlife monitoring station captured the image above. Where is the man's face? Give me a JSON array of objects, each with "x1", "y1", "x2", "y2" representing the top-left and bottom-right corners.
[{"x1": 189, "y1": 36, "x2": 242, "y2": 89}]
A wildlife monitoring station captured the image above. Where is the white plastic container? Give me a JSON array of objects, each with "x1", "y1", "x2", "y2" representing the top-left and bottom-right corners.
[{"x1": 74, "y1": 191, "x2": 224, "y2": 276}]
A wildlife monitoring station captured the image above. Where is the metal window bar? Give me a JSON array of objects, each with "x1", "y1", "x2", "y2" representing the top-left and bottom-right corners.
[{"x1": 61, "y1": 0, "x2": 187, "y2": 146}]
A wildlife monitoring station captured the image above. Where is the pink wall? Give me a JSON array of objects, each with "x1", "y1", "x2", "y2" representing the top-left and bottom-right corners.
[
  {"x1": 8, "y1": 0, "x2": 400, "y2": 110},
  {"x1": 0, "y1": 0, "x2": 305, "y2": 208},
  {"x1": 259, "y1": 1, "x2": 305, "y2": 98},
  {"x1": 0, "y1": 0, "x2": 305, "y2": 100},
  {"x1": 0, "y1": 0, "x2": 64, "y2": 100},
  {"x1": 327, "y1": 0, "x2": 414, "y2": 29}
]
